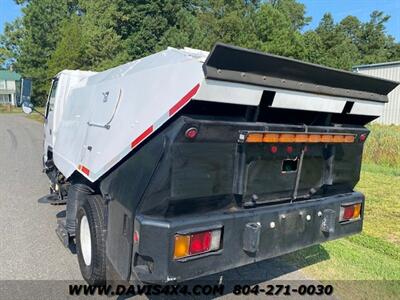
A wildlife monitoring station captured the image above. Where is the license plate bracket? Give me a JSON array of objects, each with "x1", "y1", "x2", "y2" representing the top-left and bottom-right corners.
[{"x1": 281, "y1": 211, "x2": 305, "y2": 234}]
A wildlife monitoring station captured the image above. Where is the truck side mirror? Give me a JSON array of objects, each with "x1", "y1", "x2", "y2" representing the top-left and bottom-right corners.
[{"x1": 22, "y1": 101, "x2": 34, "y2": 114}]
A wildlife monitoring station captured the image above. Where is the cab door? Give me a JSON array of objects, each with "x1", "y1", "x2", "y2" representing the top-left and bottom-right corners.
[{"x1": 44, "y1": 78, "x2": 59, "y2": 157}]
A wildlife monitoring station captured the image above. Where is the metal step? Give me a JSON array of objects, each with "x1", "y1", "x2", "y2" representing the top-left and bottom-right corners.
[{"x1": 55, "y1": 218, "x2": 71, "y2": 248}]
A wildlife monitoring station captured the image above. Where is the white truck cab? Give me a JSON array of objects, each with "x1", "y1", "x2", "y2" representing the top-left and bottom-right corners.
[{"x1": 43, "y1": 70, "x2": 96, "y2": 163}]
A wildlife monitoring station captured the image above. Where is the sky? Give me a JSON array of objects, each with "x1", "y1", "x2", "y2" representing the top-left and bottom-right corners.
[
  {"x1": 0, "y1": 0, "x2": 399, "y2": 41},
  {"x1": 299, "y1": 0, "x2": 400, "y2": 41},
  {"x1": 0, "y1": 0, "x2": 21, "y2": 34}
]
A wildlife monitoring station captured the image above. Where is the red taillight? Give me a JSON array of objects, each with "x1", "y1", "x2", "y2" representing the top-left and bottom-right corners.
[
  {"x1": 133, "y1": 231, "x2": 139, "y2": 243},
  {"x1": 342, "y1": 206, "x2": 354, "y2": 220},
  {"x1": 185, "y1": 127, "x2": 198, "y2": 139},
  {"x1": 174, "y1": 229, "x2": 222, "y2": 259},
  {"x1": 190, "y1": 231, "x2": 211, "y2": 255},
  {"x1": 359, "y1": 134, "x2": 367, "y2": 142},
  {"x1": 340, "y1": 203, "x2": 362, "y2": 222}
]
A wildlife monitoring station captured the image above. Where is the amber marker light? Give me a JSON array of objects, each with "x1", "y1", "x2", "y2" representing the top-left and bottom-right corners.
[
  {"x1": 295, "y1": 134, "x2": 308, "y2": 143},
  {"x1": 263, "y1": 133, "x2": 279, "y2": 143},
  {"x1": 246, "y1": 133, "x2": 263, "y2": 143},
  {"x1": 344, "y1": 135, "x2": 355, "y2": 143},
  {"x1": 321, "y1": 135, "x2": 333, "y2": 143},
  {"x1": 308, "y1": 134, "x2": 321, "y2": 143},
  {"x1": 333, "y1": 135, "x2": 345, "y2": 143},
  {"x1": 243, "y1": 132, "x2": 356, "y2": 144},
  {"x1": 279, "y1": 134, "x2": 296, "y2": 143},
  {"x1": 173, "y1": 235, "x2": 190, "y2": 259}
]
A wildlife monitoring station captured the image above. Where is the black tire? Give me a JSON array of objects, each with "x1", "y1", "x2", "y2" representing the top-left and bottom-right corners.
[{"x1": 76, "y1": 194, "x2": 107, "y2": 285}]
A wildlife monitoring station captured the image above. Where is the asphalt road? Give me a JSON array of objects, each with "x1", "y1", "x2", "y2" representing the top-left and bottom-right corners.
[
  {"x1": 0, "y1": 114, "x2": 324, "y2": 298},
  {"x1": 0, "y1": 114, "x2": 82, "y2": 280}
]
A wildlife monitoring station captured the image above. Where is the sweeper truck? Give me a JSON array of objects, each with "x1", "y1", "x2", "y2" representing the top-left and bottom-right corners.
[{"x1": 23, "y1": 43, "x2": 399, "y2": 285}]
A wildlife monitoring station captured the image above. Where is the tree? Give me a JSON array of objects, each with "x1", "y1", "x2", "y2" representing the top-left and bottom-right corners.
[
  {"x1": 78, "y1": 0, "x2": 128, "y2": 70},
  {"x1": 13, "y1": 0, "x2": 77, "y2": 105},
  {"x1": 157, "y1": 8, "x2": 206, "y2": 51},
  {"x1": 307, "y1": 13, "x2": 359, "y2": 69},
  {"x1": 253, "y1": 3, "x2": 307, "y2": 59},
  {"x1": 191, "y1": 0, "x2": 260, "y2": 50},
  {"x1": 303, "y1": 11, "x2": 400, "y2": 70},
  {"x1": 269, "y1": 0, "x2": 311, "y2": 30},
  {"x1": 119, "y1": 0, "x2": 203, "y2": 59},
  {"x1": 0, "y1": 19, "x2": 24, "y2": 68},
  {"x1": 302, "y1": 31, "x2": 324, "y2": 64},
  {"x1": 389, "y1": 43, "x2": 400, "y2": 61},
  {"x1": 357, "y1": 11, "x2": 398, "y2": 64},
  {"x1": 47, "y1": 15, "x2": 84, "y2": 77}
]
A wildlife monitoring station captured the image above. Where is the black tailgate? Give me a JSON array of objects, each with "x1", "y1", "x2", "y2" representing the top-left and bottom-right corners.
[{"x1": 241, "y1": 124, "x2": 367, "y2": 206}]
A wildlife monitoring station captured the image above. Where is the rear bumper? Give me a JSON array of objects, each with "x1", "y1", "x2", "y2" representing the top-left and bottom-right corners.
[{"x1": 132, "y1": 191, "x2": 364, "y2": 283}]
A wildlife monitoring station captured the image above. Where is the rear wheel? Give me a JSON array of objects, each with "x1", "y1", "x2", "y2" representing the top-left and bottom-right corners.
[{"x1": 76, "y1": 194, "x2": 107, "y2": 285}]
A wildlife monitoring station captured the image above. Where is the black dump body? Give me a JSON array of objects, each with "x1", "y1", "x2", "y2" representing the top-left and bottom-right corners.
[
  {"x1": 99, "y1": 112, "x2": 368, "y2": 283},
  {"x1": 98, "y1": 44, "x2": 398, "y2": 283}
]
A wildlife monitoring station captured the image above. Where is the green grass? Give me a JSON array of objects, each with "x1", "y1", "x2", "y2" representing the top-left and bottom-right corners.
[
  {"x1": 357, "y1": 168, "x2": 400, "y2": 245},
  {"x1": 0, "y1": 105, "x2": 22, "y2": 113},
  {"x1": 363, "y1": 124, "x2": 400, "y2": 169},
  {"x1": 26, "y1": 108, "x2": 45, "y2": 123},
  {"x1": 0, "y1": 104, "x2": 45, "y2": 122},
  {"x1": 284, "y1": 125, "x2": 400, "y2": 299},
  {"x1": 362, "y1": 162, "x2": 400, "y2": 177},
  {"x1": 286, "y1": 235, "x2": 400, "y2": 299}
]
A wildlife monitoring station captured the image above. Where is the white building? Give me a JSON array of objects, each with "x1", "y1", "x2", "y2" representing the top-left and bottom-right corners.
[
  {"x1": 353, "y1": 61, "x2": 400, "y2": 125},
  {"x1": 0, "y1": 70, "x2": 21, "y2": 106}
]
